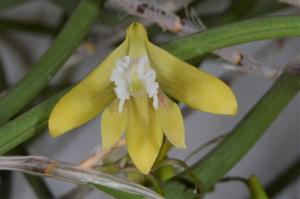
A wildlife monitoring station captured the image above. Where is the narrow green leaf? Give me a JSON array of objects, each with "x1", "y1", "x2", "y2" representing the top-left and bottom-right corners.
[
  {"x1": 163, "y1": 16, "x2": 300, "y2": 60},
  {"x1": 0, "y1": 89, "x2": 68, "y2": 155},
  {"x1": 0, "y1": 0, "x2": 104, "y2": 125}
]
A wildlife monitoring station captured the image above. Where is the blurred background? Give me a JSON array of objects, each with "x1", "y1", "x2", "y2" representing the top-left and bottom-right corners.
[{"x1": 0, "y1": 0, "x2": 299, "y2": 198}]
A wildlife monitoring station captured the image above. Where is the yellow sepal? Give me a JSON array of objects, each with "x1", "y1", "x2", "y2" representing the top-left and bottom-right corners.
[
  {"x1": 127, "y1": 23, "x2": 149, "y2": 58},
  {"x1": 48, "y1": 37, "x2": 129, "y2": 137},
  {"x1": 147, "y1": 42, "x2": 238, "y2": 115}
]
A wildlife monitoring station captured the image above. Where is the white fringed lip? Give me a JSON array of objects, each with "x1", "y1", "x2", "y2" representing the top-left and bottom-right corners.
[{"x1": 110, "y1": 55, "x2": 159, "y2": 112}]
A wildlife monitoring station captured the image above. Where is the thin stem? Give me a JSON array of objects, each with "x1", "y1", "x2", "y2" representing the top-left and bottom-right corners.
[
  {"x1": 219, "y1": 176, "x2": 248, "y2": 184},
  {"x1": 79, "y1": 139, "x2": 126, "y2": 169}
]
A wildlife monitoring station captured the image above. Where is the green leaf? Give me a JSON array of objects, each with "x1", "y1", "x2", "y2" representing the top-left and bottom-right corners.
[
  {"x1": 163, "y1": 16, "x2": 300, "y2": 61},
  {"x1": 0, "y1": 0, "x2": 104, "y2": 125},
  {"x1": 0, "y1": 89, "x2": 69, "y2": 155}
]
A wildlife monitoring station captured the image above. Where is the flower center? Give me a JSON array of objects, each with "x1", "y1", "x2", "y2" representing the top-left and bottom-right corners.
[{"x1": 110, "y1": 55, "x2": 159, "y2": 112}]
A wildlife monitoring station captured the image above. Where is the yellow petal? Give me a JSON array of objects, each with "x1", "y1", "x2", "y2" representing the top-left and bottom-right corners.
[
  {"x1": 49, "y1": 38, "x2": 129, "y2": 137},
  {"x1": 101, "y1": 100, "x2": 128, "y2": 150},
  {"x1": 126, "y1": 96, "x2": 163, "y2": 174},
  {"x1": 127, "y1": 22, "x2": 148, "y2": 58},
  {"x1": 147, "y1": 42, "x2": 238, "y2": 115},
  {"x1": 157, "y1": 92, "x2": 186, "y2": 148}
]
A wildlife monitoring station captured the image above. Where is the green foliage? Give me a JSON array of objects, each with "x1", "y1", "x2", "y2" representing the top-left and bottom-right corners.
[
  {"x1": 0, "y1": 89, "x2": 68, "y2": 155},
  {"x1": 0, "y1": 0, "x2": 103, "y2": 125},
  {"x1": 0, "y1": 0, "x2": 299, "y2": 198}
]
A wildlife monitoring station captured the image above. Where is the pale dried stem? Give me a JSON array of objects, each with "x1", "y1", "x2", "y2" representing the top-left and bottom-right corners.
[
  {"x1": 59, "y1": 139, "x2": 126, "y2": 199},
  {"x1": 78, "y1": 139, "x2": 126, "y2": 169},
  {"x1": 0, "y1": 156, "x2": 162, "y2": 199}
]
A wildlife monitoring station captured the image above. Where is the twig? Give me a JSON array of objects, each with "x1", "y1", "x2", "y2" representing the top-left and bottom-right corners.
[
  {"x1": 0, "y1": 156, "x2": 163, "y2": 199},
  {"x1": 61, "y1": 138, "x2": 126, "y2": 198},
  {"x1": 219, "y1": 176, "x2": 248, "y2": 184},
  {"x1": 78, "y1": 139, "x2": 126, "y2": 169}
]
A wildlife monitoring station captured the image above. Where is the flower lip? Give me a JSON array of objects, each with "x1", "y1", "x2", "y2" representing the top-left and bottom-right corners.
[{"x1": 110, "y1": 55, "x2": 159, "y2": 112}]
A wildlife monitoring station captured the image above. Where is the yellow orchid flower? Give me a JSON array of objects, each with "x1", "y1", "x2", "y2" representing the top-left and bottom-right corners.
[{"x1": 48, "y1": 23, "x2": 237, "y2": 174}]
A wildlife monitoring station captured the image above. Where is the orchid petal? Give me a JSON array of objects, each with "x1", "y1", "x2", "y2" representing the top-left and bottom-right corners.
[
  {"x1": 127, "y1": 23, "x2": 148, "y2": 58},
  {"x1": 101, "y1": 100, "x2": 128, "y2": 149},
  {"x1": 49, "y1": 38, "x2": 128, "y2": 137},
  {"x1": 126, "y1": 96, "x2": 163, "y2": 174},
  {"x1": 147, "y1": 42, "x2": 238, "y2": 115},
  {"x1": 157, "y1": 92, "x2": 186, "y2": 148}
]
